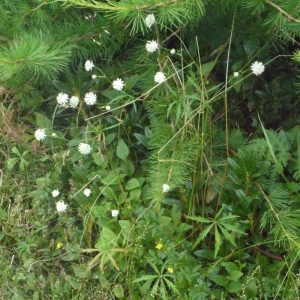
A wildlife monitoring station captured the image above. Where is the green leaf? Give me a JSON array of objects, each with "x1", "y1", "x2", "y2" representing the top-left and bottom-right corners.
[
  {"x1": 229, "y1": 270, "x2": 243, "y2": 281},
  {"x1": 200, "y1": 60, "x2": 216, "y2": 76},
  {"x1": 125, "y1": 178, "x2": 140, "y2": 190},
  {"x1": 35, "y1": 112, "x2": 52, "y2": 129},
  {"x1": 211, "y1": 275, "x2": 227, "y2": 287},
  {"x1": 228, "y1": 281, "x2": 243, "y2": 293},
  {"x1": 72, "y1": 265, "x2": 89, "y2": 278},
  {"x1": 113, "y1": 285, "x2": 124, "y2": 298},
  {"x1": 192, "y1": 223, "x2": 214, "y2": 249},
  {"x1": 117, "y1": 139, "x2": 129, "y2": 161}
]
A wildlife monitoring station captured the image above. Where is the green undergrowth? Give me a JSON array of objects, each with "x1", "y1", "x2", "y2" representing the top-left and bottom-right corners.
[{"x1": 1, "y1": 0, "x2": 300, "y2": 299}]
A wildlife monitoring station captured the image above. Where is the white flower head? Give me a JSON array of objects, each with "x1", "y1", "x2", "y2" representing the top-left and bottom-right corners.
[
  {"x1": 146, "y1": 40, "x2": 158, "y2": 53},
  {"x1": 105, "y1": 105, "x2": 111, "y2": 111},
  {"x1": 162, "y1": 184, "x2": 170, "y2": 193},
  {"x1": 52, "y1": 189, "x2": 60, "y2": 197},
  {"x1": 251, "y1": 61, "x2": 265, "y2": 76},
  {"x1": 233, "y1": 72, "x2": 239, "y2": 77},
  {"x1": 52, "y1": 132, "x2": 57, "y2": 137},
  {"x1": 154, "y1": 72, "x2": 166, "y2": 84},
  {"x1": 83, "y1": 188, "x2": 92, "y2": 197},
  {"x1": 145, "y1": 14, "x2": 155, "y2": 28},
  {"x1": 69, "y1": 96, "x2": 79, "y2": 108},
  {"x1": 92, "y1": 74, "x2": 97, "y2": 79},
  {"x1": 56, "y1": 92, "x2": 69, "y2": 105},
  {"x1": 84, "y1": 92, "x2": 97, "y2": 105},
  {"x1": 85, "y1": 60, "x2": 94, "y2": 71},
  {"x1": 112, "y1": 78, "x2": 124, "y2": 91},
  {"x1": 111, "y1": 209, "x2": 119, "y2": 217},
  {"x1": 78, "y1": 143, "x2": 92, "y2": 155},
  {"x1": 56, "y1": 200, "x2": 67, "y2": 213},
  {"x1": 35, "y1": 129, "x2": 46, "y2": 141},
  {"x1": 170, "y1": 48, "x2": 176, "y2": 54}
]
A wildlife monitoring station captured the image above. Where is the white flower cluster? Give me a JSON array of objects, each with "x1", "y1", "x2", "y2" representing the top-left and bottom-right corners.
[
  {"x1": 84, "y1": 188, "x2": 92, "y2": 197},
  {"x1": 35, "y1": 129, "x2": 46, "y2": 141},
  {"x1": 146, "y1": 40, "x2": 158, "y2": 53},
  {"x1": 84, "y1": 92, "x2": 97, "y2": 105},
  {"x1": 251, "y1": 61, "x2": 265, "y2": 76},
  {"x1": 145, "y1": 14, "x2": 155, "y2": 28},
  {"x1": 56, "y1": 200, "x2": 67, "y2": 213},
  {"x1": 56, "y1": 91, "x2": 97, "y2": 107},
  {"x1": 78, "y1": 143, "x2": 92, "y2": 155},
  {"x1": 162, "y1": 184, "x2": 170, "y2": 193},
  {"x1": 154, "y1": 72, "x2": 166, "y2": 84},
  {"x1": 111, "y1": 209, "x2": 119, "y2": 217},
  {"x1": 85, "y1": 60, "x2": 94, "y2": 71},
  {"x1": 112, "y1": 78, "x2": 124, "y2": 91},
  {"x1": 52, "y1": 189, "x2": 60, "y2": 197}
]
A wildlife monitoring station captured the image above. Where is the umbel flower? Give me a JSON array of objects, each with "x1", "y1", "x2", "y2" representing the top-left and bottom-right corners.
[
  {"x1": 84, "y1": 92, "x2": 97, "y2": 105},
  {"x1": 145, "y1": 14, "x2": 155, "y2": 28},
  {"x1": 85, "y1": 60, "x2": 94, "y2": 71},
  {"x1": 112, "y1": 78, "x2": 124, "y2": 91},
  {"x1": 56, "y1": 92, "x2": 69, "y2": 105},
  {"x1": 35, "y1": 129, "x2": 46, "y2": 141},
  {"x1": 154, "y1": 72, "x2": 166, "y2": 84},
  {"x1": 78, "y1": 143, "x2": 92, "y2": 155},
  {"x1": 69, "y1": 96, "x2": 79, "y2": 108},
  {"x1": 56, "y1": 200, "x2": 67, "y2": 213},
  {"x1": 251, "y1": 61, "x2": 265, "y2": 76},
  {"x1": 146, "y1": 40, "x2": 158, "y2": 53}
]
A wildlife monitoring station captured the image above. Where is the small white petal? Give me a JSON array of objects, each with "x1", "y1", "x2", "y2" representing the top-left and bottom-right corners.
[
  {"x1": 83, "y1": 188, "x2": 92, "y2": 197},
  {"x1": 233, "y1": 72, "x2": 239, "y2": 77},
  {"x1": 52, "y1": 190, "x2": 60, "y2": 197},
  {"x1": 146, "y1": 40, "x2": 158, "y2": 53},
  {"x1": 112, "y1": 78, "x2": 124, "y2": 91},
  {"x1": 35, "y1": 129, "x2": 46, "y2": 141},
  {"x1": 105, "y1": 105, "x2": 111, "y2": 111},
  {"x1": 92, "y1": 74, "x2": 97, "y2": 79},
  {"x1": 250, "y1": 61, "x2": 265, "y2": 76},
  {"x1": 154, "y1": 72, "x2": 166, "y2": 84},
  {"x1": 111, "y1": 210, "x2": 119, "y2": 217},
  {"x1": 85, "y1": 60, "x2": 94, "y2": 71},
  {"x1": 56, "y1": 200, "x2": 67, "y2": 212},
  {"x1": 170, "y1": 48, "x2": 176, "y2": 54},
  {"x1": 78, "y1": 143, "x2": 92, "y2": 155},
  {"x1": 84, "y1": 92, "x2": 97, "y2": 105}
]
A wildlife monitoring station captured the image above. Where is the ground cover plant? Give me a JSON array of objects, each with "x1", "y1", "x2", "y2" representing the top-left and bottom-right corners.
[{"x1": 2, "y1": 0, "x2": 300, "y2": 299}]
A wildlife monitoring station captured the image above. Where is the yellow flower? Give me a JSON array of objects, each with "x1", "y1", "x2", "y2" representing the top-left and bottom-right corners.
[
  {"x1": 167, "y1": 267, "x2": 174, "y2": 273},
  {"x1": 56, "y1": 242, "x2": 63, "y2": 249},
  {"x1": 156, "y1": 243, "x2": 163, "y2": 250}
]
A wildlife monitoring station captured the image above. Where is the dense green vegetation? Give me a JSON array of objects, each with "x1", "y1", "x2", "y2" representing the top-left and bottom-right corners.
[{"x1": 1, "y1": 0, "x2": 300, "y2": 299}]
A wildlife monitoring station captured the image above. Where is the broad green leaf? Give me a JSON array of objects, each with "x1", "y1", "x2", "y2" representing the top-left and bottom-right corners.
[
  {"x1": 113, "y1": 285, "x2": 124, "y2": 298},
  {"x1": 229, "y1": 270, "x2": 243, "y2": 281},
  {"x1": 200, "y1": 60, "x2": 216, "y2": 76},
  {"x1": 228, "y1": 281, "x2": 243, "y2": 293},
  {"x1": 211, "y1": 275, "x2": 227, "y2": 287},
  {"x1": 117, "y1": 139, "x2": 129, "y2": 161},
  {"x1": 125, "y1": 178, "x2": 140, "y2": 190}
]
